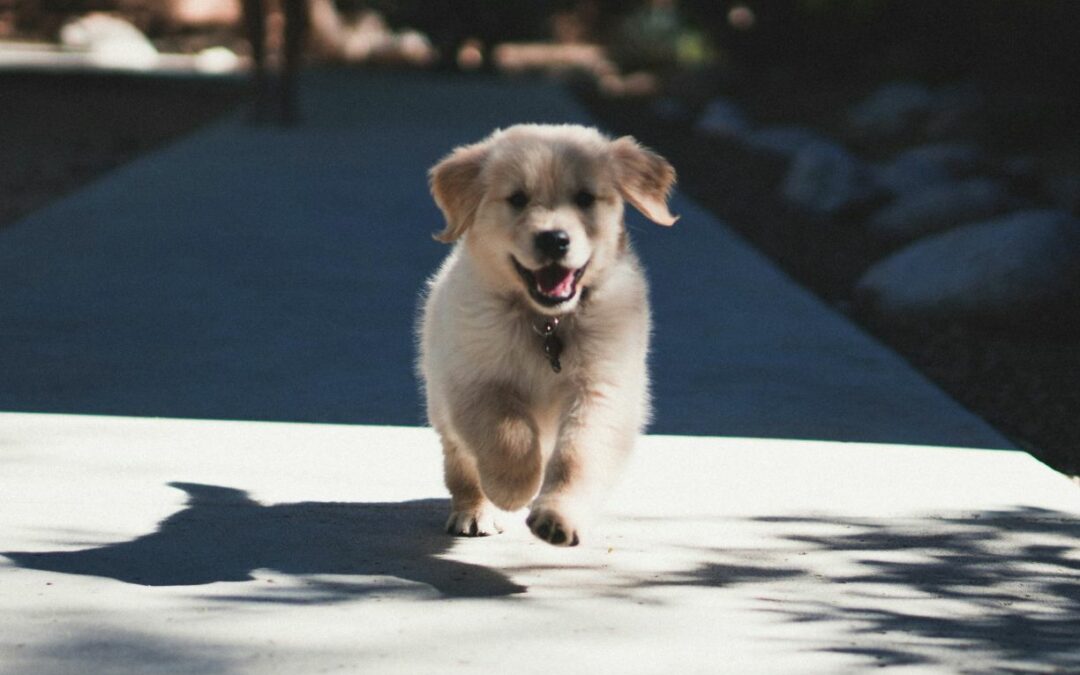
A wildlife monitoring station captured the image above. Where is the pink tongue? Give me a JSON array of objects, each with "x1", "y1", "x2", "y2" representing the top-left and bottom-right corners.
[{"x1": 536, "y1": 266, "x2": 576, "y2": 297}]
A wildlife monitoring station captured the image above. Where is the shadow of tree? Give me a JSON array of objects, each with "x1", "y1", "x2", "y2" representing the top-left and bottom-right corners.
[
  {"x1": 749, "y1": 507, "x2": 1080, "y2": 668},
  {"x1": 15, "y1": 626, "x2": 241, "y2": 675},
  {"x1": 4, "y1": 483, "x2": 1077, "y2": 669},
  {"x1": 656, "y1": 560, "x2": 806, "y2": 588},
  {"x1": 3, "y1": 482, "x2": 525, "y2": 600}
]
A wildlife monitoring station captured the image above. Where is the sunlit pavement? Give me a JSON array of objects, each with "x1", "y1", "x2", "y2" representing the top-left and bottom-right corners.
[{"x1": 1, "y1": 71, "x2": 1077, "y2": 673}]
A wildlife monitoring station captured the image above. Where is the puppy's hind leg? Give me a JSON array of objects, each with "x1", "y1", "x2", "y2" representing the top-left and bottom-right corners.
[{"x1": 441, "y1": 436, "x2": 503, "y2": 536}]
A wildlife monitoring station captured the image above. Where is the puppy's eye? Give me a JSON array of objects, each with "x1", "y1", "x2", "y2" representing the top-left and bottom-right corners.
[
  {"x1": 507, "y1": 191, "x2": 529, "y2": 210},
  {"x1": 573, "y1": 190, "x2": 596, "y2": 209}
]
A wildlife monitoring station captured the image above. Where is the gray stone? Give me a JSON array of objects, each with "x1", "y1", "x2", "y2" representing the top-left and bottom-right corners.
[
  {"x1": 694, "y1": 97, "x2": 750, "y2": 138},
  {"x1": 1002, "y1": 156, "x2": 1038, "y2": 180},
  {"x1": 855, "y1": 210, "x2": 1080, "y2": 322},
  {"x1": 1046, "y1": 173, "x2": 1080, "y2": 215},
  {"x1": 873, "y1": 154, "x2": 952, "y2": 197},
  {"x1": 874, "y1": 142, "x2": 984, "y2": 196},
  {"x1": 848, "y1": 81, "x2": 935, "y2": 140},
  {"x1": 742, "y1": 125, "x2": 829, "y2": 159},
  {"x1": 926, "y1": 82, "x2": 985, "y2": 138},
  {"x1": 902, "y1": 142, "x2": 983, "y2": 175},
  {"x1": 781, "y1": 140, "x2": 879, "y2": 214},
  {"x1": 868, "y1": 177, "x2": 1012, "y2": 243}
]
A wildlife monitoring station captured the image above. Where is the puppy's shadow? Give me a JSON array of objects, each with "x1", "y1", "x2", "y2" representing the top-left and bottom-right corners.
[{"x1": 4, "y1": 482, "x2": 524, "y2": 600}]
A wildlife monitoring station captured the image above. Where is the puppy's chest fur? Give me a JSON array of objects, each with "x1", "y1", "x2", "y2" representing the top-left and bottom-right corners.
[
  {"x1": 456, "y1": 293, "x2": 588, "y2": 393},
  {"x1": 478, "y1": 303, "x2": 599, "y2": 449}
]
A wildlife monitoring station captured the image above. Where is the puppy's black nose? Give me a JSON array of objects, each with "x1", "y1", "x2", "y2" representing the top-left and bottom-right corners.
[{"x1": 535, "y1": 230, "x2": 571, "y2": 260}]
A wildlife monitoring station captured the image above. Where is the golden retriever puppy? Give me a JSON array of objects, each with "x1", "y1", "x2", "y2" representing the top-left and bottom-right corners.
[{"x1": 419, "y1": 124, "x2": 676, "y2": 546}]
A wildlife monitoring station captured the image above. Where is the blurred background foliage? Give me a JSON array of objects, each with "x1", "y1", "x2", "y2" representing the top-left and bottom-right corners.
[{"x1": 5, "y1": 1, "x2": 1078, "y2": 81}]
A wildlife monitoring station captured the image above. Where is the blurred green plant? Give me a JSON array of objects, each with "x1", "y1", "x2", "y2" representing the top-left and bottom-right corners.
[{"x1": 612, "y1": 1, "x2": 718, "y2": 71}]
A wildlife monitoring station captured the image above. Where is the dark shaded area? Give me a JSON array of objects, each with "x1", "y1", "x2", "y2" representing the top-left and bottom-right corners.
[
  {"x1": 0, "y1": 69, "x2": 1010, "y2": 450},
  {"x1": 3, "y1": 482, "x2": 525, "y2": 599},
  {"x1": 5, "y1": 11, "x2": 1067, "y2": 459},
  {"x1": 0, "y1": 72, "x2": 244, "y2": 231}
]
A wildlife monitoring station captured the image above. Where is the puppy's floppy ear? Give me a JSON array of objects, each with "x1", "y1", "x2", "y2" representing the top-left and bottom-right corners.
[
  {"x1": 611, "y1": 136, "x2": 678, "y2": 226},
  {"x1": 429, "y1": 141, "x2": 489, "y2": 243}
]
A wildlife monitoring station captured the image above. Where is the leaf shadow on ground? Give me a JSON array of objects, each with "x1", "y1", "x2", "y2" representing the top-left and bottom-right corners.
[
  {"x1": 4, "y1": 483, "x2": 1078, "y2": 669},
  {"x1": 557, "y1": 506, "x2": 1079, "y2": 670},
  {"x1": 712, "y1": 508, "x2": 1080, "y2": 669},
  {"x1": 2, "y1": 482, "x2": 525, "y2": 600}
]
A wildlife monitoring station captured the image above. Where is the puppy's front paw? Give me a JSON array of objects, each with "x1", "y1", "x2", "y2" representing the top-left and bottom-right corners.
[
  {"x1": 526, "y1": 504, "x2": 580, "y2": 547},
  {"x1": 445, "y1": 506, "x2": 503, "y2": 537}
]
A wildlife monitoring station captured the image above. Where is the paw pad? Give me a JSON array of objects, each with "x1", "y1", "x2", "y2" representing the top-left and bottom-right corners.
[{"x1": 526, "y1": 510, "x2": 580, "y2": 547}]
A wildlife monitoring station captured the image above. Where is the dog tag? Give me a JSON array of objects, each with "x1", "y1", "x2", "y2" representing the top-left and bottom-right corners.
[
  {"x1": 544, "y1": 334, "x2": 563, "y2": 373},
  {"x1": 534, "y1": 317, "x2": 562, "y2": 373}
]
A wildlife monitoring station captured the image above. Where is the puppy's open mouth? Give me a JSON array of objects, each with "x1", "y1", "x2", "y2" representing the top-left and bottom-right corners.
[{"x1": 512, "y1": 257, "x2": 588, "y2": 307}]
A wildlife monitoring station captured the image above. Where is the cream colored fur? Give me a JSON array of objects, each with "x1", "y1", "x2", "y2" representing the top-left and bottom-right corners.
[{"x1": 418, "y1": 124, "x2": 676, "y2": 546}]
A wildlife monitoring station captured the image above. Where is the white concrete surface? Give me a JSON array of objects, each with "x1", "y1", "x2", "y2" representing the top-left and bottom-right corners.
[{"x1": 2, "y1": 413, "x2": 1078, "y2": 674}]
